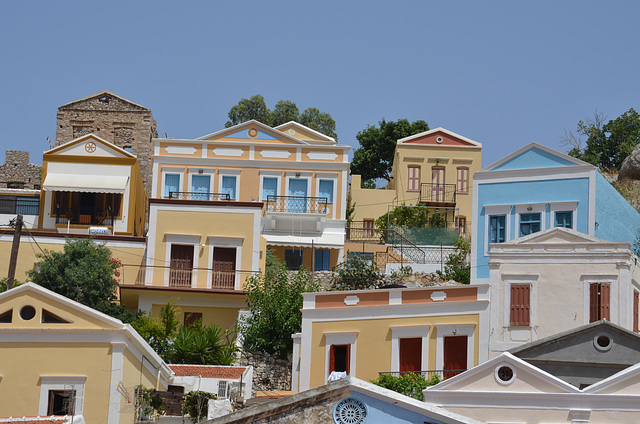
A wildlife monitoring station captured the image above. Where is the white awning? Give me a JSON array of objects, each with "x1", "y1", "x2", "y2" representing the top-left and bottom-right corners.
[
  {"x1": 43, "y1": 173, "x2": 129, "y2": 194},
  {"x1": 262, "y1": 232, "x2": 344, "y2": 249}
]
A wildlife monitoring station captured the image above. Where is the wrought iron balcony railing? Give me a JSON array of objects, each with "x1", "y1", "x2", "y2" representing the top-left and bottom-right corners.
[
  {"x1": 265, "y1": 195, "x2": 328, "y2": 214},
  {"x1": 168, "y1": 191, "x2": 231, "y2": 201},
  {"x1": 419, "y1": 183, "x2": 457, "y2": 204}
]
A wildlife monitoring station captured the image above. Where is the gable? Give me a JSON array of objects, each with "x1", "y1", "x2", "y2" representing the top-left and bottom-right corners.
[
  {"x1": 274, "y1": 122, "x2": 336, "y2": 144},
  {"x1": 45, "y1": 134, "x2": 134, "y2": 159},
  {"x1": 58, "y1": 90, "x2": 149, "y2": 112},
  {"x1": 488, "y1": 144, "x2": 584, "y2": 171},
  {"x1": 505, "y1": 227, "x2": 603, "y2": 245},
  {"x1": 198, "y1": 121, "x2": 304, "y2": 145},
  {"x1": 399, "y1": 129, "x2": 480, "y2": 148}
]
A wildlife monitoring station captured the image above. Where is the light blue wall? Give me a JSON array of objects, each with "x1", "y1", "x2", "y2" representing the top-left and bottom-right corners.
[
  {"x1": 350, "y1": 393, "x2": 447, "y2": 424},
  {"x1": 491, "y1": 147, "x2": 579, "y2": 171},
  {"x1": 475, "y1": 178, "x2": 590, "y2": 279},
  {"x1": 594, "y1": 172, "x2": 640, "y2": 244}
]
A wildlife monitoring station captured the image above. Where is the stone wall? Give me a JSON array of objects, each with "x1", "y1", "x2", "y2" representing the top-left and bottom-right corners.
[
  {"x1": 56, "y1": 92, "x2": 157, "y2": 197},
  {"x1": 0, "y1": 150, "x2": 41, "y2": 189},
  {"x1": 239, "y1": 351, "x2": 291, "y2": 396}
]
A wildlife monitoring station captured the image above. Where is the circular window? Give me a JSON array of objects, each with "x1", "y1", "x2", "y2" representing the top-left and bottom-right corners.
[
  {"x1": 20, "y1": 305, "x2": 36, "y2": 321},
  {"x1": 333, "y1": 397, "x2": 367, "y2": 424},
  {"x1": 436, "y1": 136, "x2": 444, "y2": 144},
  {"x1": 594, "y1": 334, "x2": 613, "y2": 351},
  {"x1": 494, "y1": 363, "x2": 516, "y2": 385}
]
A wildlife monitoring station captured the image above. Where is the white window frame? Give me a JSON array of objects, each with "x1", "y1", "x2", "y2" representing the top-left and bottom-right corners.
[
  {"x1": 583, "y1": 274, "x2": 618, "y2": 325},
  {"x1": 434, "y1": 323, "x2": 476, "y2": 371},
  {"x1": 39, "y1": 376, "x2": 86, "y2": 416},
  {"x1": 316, "y1": 173, "x2": 338, "y2": 219},
  {"x1": 161, "y1": 167, "x2": 184, "y2": 198},
  {"x1": 188, "y1": 168, "x2": 215, "y2": 199},
  {"x1": 550, "y1": 201, "x2": 579, "y2": 229},
  {"x1": 390, "y1": 325, "x2": 430, "y2": 373},
  {"x1": 503, "y1": 275, "x2": 538, "y2": 330},
  {"x1": 259, "y1": 170, "x2": 281, "y2": 202},
  {"x1": 514, "y1": 203, "x2": 546, "y2": 237},
  {"x1": 217, "y1": 380, "x2": 230, "y2": 399},
  {"x1": 207, "y1": 236, "x2": 243, "y2": 290},
  {"x1": 484, "y1": 205, "x2": 511, "y2": 256},
  {"x1": 218, "y1": 169, "x2": 241, "y2": 201},
  {"x1": 164, "y1": 234, "x2": 201, "y2": 288},
  {"x1": 324, "y1": 331, "x2": 358, "y2": 383}
]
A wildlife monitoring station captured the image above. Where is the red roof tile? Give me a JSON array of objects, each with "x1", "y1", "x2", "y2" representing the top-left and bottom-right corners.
[
  {"x1": 0, "y1": 417, "x2": 77, "y2": 424},
  {"x1": 169, "y1": 364, "x2": 246, "y2": 380}
]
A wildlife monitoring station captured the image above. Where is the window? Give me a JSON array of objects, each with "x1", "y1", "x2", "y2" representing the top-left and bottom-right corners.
[
  {"x1": 262, "y1": 177, "x2": 278, "y2": 200},
  {"x1": 363, "y1": 219, "x2": 375, "y2": 238},
  {"x1": 184, "y1": 312, "x2": 202, "y2": 327},
  {"x1": 519, "y1": 213, "x2": 541, "y2": 237},
  {"x1": 407, "y1": 166, "x2": 421, "y2": 191},
  {"x1": 456, "y1": 167, "x2": 469, "y2": 194},
  {"x1": 285, "y1": 249, "x2": 303, "y2": 270},
  {"x1": 318, "y1": 179, "x2": 334, "y2": 203},
  {"x1": 634, "y1": 290, "x2": 639, "y2": 333},
  {"x1": 399, "y1": 338, "x2": 422, "y2": 373},
  {"x1": 191, "y1": 175, "x2": 211, "y2": 200},
  {"x1": 221, "y1": 176, "x2": 237, "y2": 200},
  {"x1": 164, "y1": 174, "x2": 180, "y2": 198},
  {"x1": 590, "y1": 283, "x2": 610, "y2": 322},
  {"x1": 330, "y1": 344, "x2": 350, "y2": 374},
  {"x1": 48, "y1": 390, "x2": 75, "y2": 415},
  {"x1": 457, "y1": 217, "x2": 467, "y2": 235},
  {"x1": 510, "y1": 284, "x2": 530, "y2": 326},
  {"x1": 169, "y1": 244, "x2": 194, "y2": 287},
  {"x1": 555, "y1": 211, "x2": 573, "y2": 229},
  {"x1": 315, "y1": 249, "x2": 330, "y2": 271},
  {"x1": 489, "y1": 215, "x2": 506, "y2": 244},
  {"x1": 217, "y1": 381, "x2": 230, "y2": 399}
]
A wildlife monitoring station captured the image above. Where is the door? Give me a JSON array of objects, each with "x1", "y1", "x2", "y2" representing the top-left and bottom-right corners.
[
  {"x1": 443, "y1": 335, "x2": 467, "y2": 379},
  {"x1": 170, "y1": 244, "x2": 193, "y2": 287},
  {"x1": 399, "y1": 337, "x2": 422, "y2": 374},
  {"x1": 212, "y1": 247, "x2": 236, "y2": 288},
  {"x1": 432, "y1": 168, "x2": 445, "y2": 202},
  {"x1": 191, "y1": 175, "x2": 210, "y2": 200},
  {"x1": 288, "y1": 178, "x2": 308, "y2": 212},
  {"x1": 330, "y1": 344, "x2": 350, "y2": 374}
]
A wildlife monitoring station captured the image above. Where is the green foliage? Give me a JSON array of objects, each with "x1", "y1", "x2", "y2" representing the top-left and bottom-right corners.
[
  {"x1": 136, "y1": 386, "x2": 166, "y2": 419},
  {"x1": 612, "y1": 178, "x2": 640, "y2": 211},
  {"x1": 567, "y1": 108, "x2": 640, "y2": 171},
  {"x1": 241, "y1": 250, "x2": 319, "y2": 356},
  {"x1": 0, "y1": 278, "x2": 22, "y2": 292},
  {"x1": 225, "y1": 95, "x2": 337, "y2": 140},
  {"x1": 131, "y1": 299, "x2": 180, "y2": 359},
  {"x1": 346, "y1": 194, "x2": 355, "y2": 226},
  {"x1": 332, "y1": 254, "x2": 381, "y2": 290},
  {"x1": 169, "y1": 321, "x2": 224, "y2": 364},
  {"x1": 375, "y1": 204, "x2": 433, "y2": 231},
  {"x1": 351, "y1": 118, "x2": 429, "y2": 182},
  {"x1": 27, "y1": 238, "x2": 133, "y2": 322},
  {"x1": 437, "y1": 236, "x2": 471, "y2": 284},
  {"x1": 182, "y1": 391, "x2": 217, "y2": 424},
  {"x1": 633, "y1": 228, "x2": 640, "y2": 257},
  {"x1": 371, "y1": 373, "x2": 441, "y2": 401},
  {"x1": 360, "y1": 179, "x2": 377, "y2": 189}
]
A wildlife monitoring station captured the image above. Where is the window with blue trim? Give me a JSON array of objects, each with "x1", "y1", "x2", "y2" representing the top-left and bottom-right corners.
[
  {"x1": 191, "y1": 175, "x2": 210, "y2": 200},
  {"x1": 519, "y1": 213, "x2": 541, "y2": 236},
  {"x1": 221, "y1": 176, "x2": 237, "y2": 200},
  {"x1": 315, "y1": 249, "x2": 330, "y2": 271},
  {"x1": 285, "y1": 249, "x2": 303, "y2": 270},
  {"x1": 489, "y1": 215, "x2": 506, "y2": 244},
  {"x1": 262, "y1": 177, "x2": 277, "y2": 200},
  {"x1": 164, "y1": 174, "x2": 180, "y2": 198},
  {"x1": 319, "y1": 180, "x2": 334, "y2": 203},
  {"x1": 555, "y1": 211, "x2": 573, "y2": 229}
]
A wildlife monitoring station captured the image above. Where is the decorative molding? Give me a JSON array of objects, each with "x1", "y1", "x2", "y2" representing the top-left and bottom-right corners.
[
  {"x1": 260, "y1": 149, "x2": 291, "y2": 159},
  {"x1": 344, "y1": 295, "x2": 360, "y2": 306},
  {"x1": 431, "y1": 291, "x2": 447, "y2": 301},
  {"x1": 166, "y1": 145, "x2": 196, "y2": 155},
  {"x1": 212, "y1": 148, "x2": 244, "y2": 157},
  {"x1": 307, "y1": 151, "x2": 338, "y2": 161}
]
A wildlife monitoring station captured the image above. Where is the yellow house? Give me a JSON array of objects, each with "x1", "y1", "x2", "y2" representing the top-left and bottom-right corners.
[
  {"x1": 292, "y1": 284, "x2": 490, "y2": 392},
  {"x1": 0, "y1": 283, "x2": 172, "y2": 424}
]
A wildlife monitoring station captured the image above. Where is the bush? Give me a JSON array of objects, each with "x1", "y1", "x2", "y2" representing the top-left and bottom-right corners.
[
  {"x1": 182, "y1": 391, "x2": 217, "y2": 423},
  {"x1": 371, "y1": 373, "x2": 441, "y2": 401},
  {"x1": 332, "y1": 254, "x2": 381, "y2": 290},
  {"x1": 436, "y1": 236, "x2": 470, "y2": 284}
]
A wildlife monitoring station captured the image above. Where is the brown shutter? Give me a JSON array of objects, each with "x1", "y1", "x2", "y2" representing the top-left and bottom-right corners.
[
  {"x1": 510, "y1": 284, "x2": 530, "y2": 326},
  {"x1": 329, "y1": 344, "x2": 335, "y2": 373},
  {"x1": 601, "y1": 283, "x2": 610, "y2": 321},
  {"x1": 590, "y1": 283, "x2": 599, "y2": 323},
  {"x1": 345, "y1": 344, "x2": 351, "y2": 375},
  {"x1": 634, "y1": 291, "x2": 639, "y2": 332}
]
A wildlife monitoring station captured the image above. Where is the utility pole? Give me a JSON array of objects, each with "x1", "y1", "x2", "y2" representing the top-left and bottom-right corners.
[{"x1": 7, "y1": 214, "x2": 23, "y2": 290}]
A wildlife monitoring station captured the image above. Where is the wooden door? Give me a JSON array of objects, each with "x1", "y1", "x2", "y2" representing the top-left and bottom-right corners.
[
  {"x1": 399, "y1": 337, "x2": 422, "y2": 374},
  {"x1": 212, "y1": 247, "x2": 236, "y2": 288},
  {"x1": 432, "y1": 168, "x2": 445, "y2": 201},
  {"x1": 170, "y1": 244, "x2": 193, "y2": 287},
  {"x1": 443, "y1": 335, "x2": 467, "y2": 378}
]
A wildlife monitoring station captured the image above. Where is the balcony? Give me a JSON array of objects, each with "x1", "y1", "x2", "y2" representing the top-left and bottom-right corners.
[
  {"x1": 168, "y1": 191, "x2": 231, "y2": 201},
  {"x1": 419, "y1": 183, "x2": 456, "y2": 207},
  {"x1": 265, "y1": 195, "x2": 328, "y2": 214},
  {"x1": 55, "y1": 206, "x2": 116, "y2": 227},
  {"x1": 264, "y1": 195, "x2": 329, "y2": 233}
]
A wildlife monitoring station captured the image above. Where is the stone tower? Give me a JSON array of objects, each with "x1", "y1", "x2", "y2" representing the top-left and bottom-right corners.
[
  {"x1": 0, "y1": 150, "x2": 41, "y2": 189},
  {"x1": 56, "y1": 91, "x2": 157, "y2": 196}
]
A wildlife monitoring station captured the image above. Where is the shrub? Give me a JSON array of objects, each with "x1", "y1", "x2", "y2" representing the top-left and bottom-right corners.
[
  {"x1": 332, "y1": 254, "x2": 381, "y2": 290},
  {"x1": 371, "y1": 373, "x2": 441, "y2": 401}
]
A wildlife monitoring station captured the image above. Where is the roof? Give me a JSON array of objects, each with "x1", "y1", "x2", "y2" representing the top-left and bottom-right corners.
[
  {"x1": 397, "y1": 127, "x2": 482, "y2": 147},
  {"x1": 169, "y1": 364, "x2": 247, "y2": 380},
  {"x1": 482, "y1": 142, "x2": 591, "y2": 171},
  {"x1": 0, "y1": 417, "x2": 84, "y2": 424},
  {"x1": 58, "y1": 90, "x2": 149, "y2": 111}
]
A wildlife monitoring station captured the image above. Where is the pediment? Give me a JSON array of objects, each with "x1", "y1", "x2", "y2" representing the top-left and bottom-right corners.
[
  {"x1": 274, "y1": 121, "x2": 336, "y2": 144},
  {"x1": 398, "y1": 127, "x2": 481, "y2": 147},
  {"x1": 197, "y1": 120, "x2": 305, "y2": 145},
  {"x1": 486, "y1": 142, "x2": 588, "y2": 171},
  {"x1": 45, "y1": 134, "x2": 135, "y2": 159},
  {"x1": 0, "y1": 283, "x2": 123, "y2": 330},
  {"x1": 58, "y1": 90, "x2": 149, "y2": 112},
  {"x1": 504, "y1": 227, "x2": 604, "y2": 245}
]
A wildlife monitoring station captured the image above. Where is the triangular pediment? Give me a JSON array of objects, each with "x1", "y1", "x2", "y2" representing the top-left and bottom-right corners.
[
  {"x1": 274, "y1": 121, "x2": 336, "y2": 144},
  {"x1": 504, "y1": 227, "x2": 606, "y2": 245},
  {"x1": 45, "y1": 134, "x2": 135, "y2": 159},
  {"x1": 397, "y1": 127, "x2": 482, "y2": 148},
  {"x1": 197, "y1": 120, "x2": 306, "y2": 145},
  {"x1": 0, "y1": 283, "x2": 124, "y2": 330},
  {"x1": 58, "y1": 90, "x2": 149, "y2": 112},
  {"x1": 485, "y1": 142, "x2": 589, "y2": 171}
]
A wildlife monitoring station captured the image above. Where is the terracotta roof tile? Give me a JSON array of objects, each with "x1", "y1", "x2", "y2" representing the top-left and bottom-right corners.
[
  {"x1": 169, "y1": 364, "x2": 247, "y2": 380},
  {"x1": 0, "y1": 417, "x2": 79, "y2": 424}
]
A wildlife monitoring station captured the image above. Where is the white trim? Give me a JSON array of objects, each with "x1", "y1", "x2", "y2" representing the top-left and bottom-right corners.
[
  {"x1": 316, "y1": 176, "x2": 337, "y2": 219},
  {"x1": 153, "y1": 155, "x2": 350, "y2": 172},
  {"x1": 390, "y1": 325, "x2": 430, "y2": 373},
  {"x1": 484, "y1": 205, "x2": 511, "y2": 256},
  {"x1": 483, "y1": 142, "x2": 591, "y2": 171},
  {"x1": 207, "y1": 236, "x2": 243, "y2": 290},
  {"x1": 514, "y1": 203, "x2": 546, "y2": 237},
  {"x1": 161, "y1": 167, "x2": 184, "y2": 198},
  {"x1": 187, "y1": 168, "x2": 215, "y2": 196},
  {"x1": 397, "y1": 127, "x2": 482, "y2": 147},
  {"x1": 324, "y1": 331, "x2": 358, "y2": 383},
  {"x1": 549, "y1": 201, "x2": 579, "y2": 229},
  {"x1": 502, "y1": 276, "x2": 538, "y2": 344},
  {"x1": 583, "y1": 275, "x2": 618, "y2": 325},
  {"x1": 494, "y1": 362, "x2": 517, "y2": 386},
  {"x1": 39, "y1": 376, "x2": 87, "y2": 416},
  {"x1": 259, "y1": 171, "x2": 282, "y2": 202},
  {"x1": 435, "y1": 323, "x2": 476, "y2": 371},
  {"x1": 260, "y1": 149, "x2": 292, "y2": 159},
  {"x1": 164, "y1": 234, "x2": 201, "y2": 288},
  {"x1": 218, "y1": 169, "x2": 241, "y2": 201},
  {"x1": 107, "y1": 342, "x2": 126, "y2": 424}
]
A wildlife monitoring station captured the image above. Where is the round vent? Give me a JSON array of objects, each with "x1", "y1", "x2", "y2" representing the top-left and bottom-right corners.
[
  {"x1": 494, "y1": 363, "x2": 516, "y2": 385},
  {"x1": 594, "y1": 334, "x2": 613, "y2": 351},
  {"x1": 436, "y1": 136, "x2": 444, "y2": 144},
  {"x1": 20, "y1": 305, "x2": 36, "y2": 321}
]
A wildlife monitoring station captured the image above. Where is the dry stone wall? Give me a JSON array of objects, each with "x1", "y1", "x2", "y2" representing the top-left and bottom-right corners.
[
  {"x1": 0, "y1": 150, "x2": 41, "y2": 189},
  {"x1": 239, "y1": 351, "x2": 292, "y2": 396}
]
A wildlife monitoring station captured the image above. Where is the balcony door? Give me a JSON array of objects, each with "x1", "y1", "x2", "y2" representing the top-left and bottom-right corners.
[
  {"x1": 288, "y1": 178, "x2": 307, "y2": 213},
  {"x1": 443, "y1": 335, "x2": 467, "y2": 379},
  {"x1": 432, "y1": 168, "x2": 445, "y2": 202},
  {"x1": 212, "y1": 247, "x2": 236, "y2": 289},
  {"x1": 191, "y1": 175, "x2": 210, "y2": 200},
  {"x1": 399, "y1": 337, "x2": 422, "y2": 374},
  {"x1": 170, "y1": 244, "x2": 193, "y2": 287}
]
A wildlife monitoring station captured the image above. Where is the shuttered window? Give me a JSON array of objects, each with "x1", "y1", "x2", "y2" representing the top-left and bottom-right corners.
[
  {"x1": 589, "y1": 283, "x2": 610, "y2": 323},
  {"x1": 456, "y1": 167, "x2": 469, "y2": 194},
  {"x1": 407, "y1": 166, "x2": 421, "y2": 191},
  {"x1": 510, "y1": 284, "x2": 530, "y2": 326}
]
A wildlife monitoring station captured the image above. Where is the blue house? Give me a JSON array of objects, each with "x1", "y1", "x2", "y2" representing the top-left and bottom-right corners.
[{"x1": 471, "y1": 142, "x2": 640, "y2": 284}]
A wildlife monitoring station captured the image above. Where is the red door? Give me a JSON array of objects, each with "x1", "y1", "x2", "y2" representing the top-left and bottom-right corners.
[
  {"x1": 443, "y1": 335, "x2": 467, "y2": 379},
  {"x1": 399, "y1": 338, "x2": 422, "y2": 374}
]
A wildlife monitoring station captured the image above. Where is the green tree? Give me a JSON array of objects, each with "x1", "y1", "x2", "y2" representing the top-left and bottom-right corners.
[
  {"x1": 27, "y1": 238, "x2": 133, "y2": 322},
  {"x1": 131, "y1": 299, "x2": 180, "y2": 359},
  {"x1": 351, "y1": 118, "x2": 429, "y2": 184},
  {"x1": 436, "y1": 236, "x2": 471, "y2": 284},
  {"x1": 375, "y1": 203, "x2": 432, "y2": 231},
  {"x1": 371, "y1": 373, "x2": 441, "y2": 401},
  {"x1": 0, "y1": 278, "x2": 22, "y2": 292},
  {"x1": 240, "y1": 250, "x2": 318, "y2": 357},
  {"x1": 332, "y1": 254, "x2": 381, "y2": 290},
  {"x1": 182, "y1": 391, "x2": 217, "y2": 424},
  {"x1": 565, "y1": 108, "x2": 640, "y2": 171},
  {"x1": 225, "y1": 95, "x2": 337, "y2": 140}
]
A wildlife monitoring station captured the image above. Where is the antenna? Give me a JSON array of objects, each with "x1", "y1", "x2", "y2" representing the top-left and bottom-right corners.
[{"x1": 46, "y1": 136, "x2": 54, "y2": 149}]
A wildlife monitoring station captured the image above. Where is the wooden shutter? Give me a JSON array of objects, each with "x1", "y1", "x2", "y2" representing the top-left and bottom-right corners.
[
  {"x1": 329, "y1": 344, "x2": 351, "y2": 374},
  {"x1": 399, "y1": 338, "x2": 422, "y2": 373},
  {"x1": 634, "y1": 291, "x2": 639, "y2": 332},
  {"x1": 510, "y1": 284, "x2": 530, "y2": 326},
  {"x1": 590, "y1": 283, "x2": 611, "y2": 322},
  {"x1": 407, "y1": 166, "x2": 420, "y2": 191},
  {"x1": 601, "y1": 283, "x2": 610, "y2": 321}
]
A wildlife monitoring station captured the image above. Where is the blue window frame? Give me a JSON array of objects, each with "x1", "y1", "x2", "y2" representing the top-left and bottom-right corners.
[
  {"x1": 519, "y1": 213, "x2": 541, "y2": 237},
  {"x1": 555, "y1": 211, "x2": 573, "y2": 229},
  {"x1": 319, "y1": 180, "x2": 334, "y2": 203},
  {"x1": 164, "y1": 174, "x2": 180, "y2": 198},
  {"x1": 489, "y1": 215, "x2": 506, "y2": 244},
  {"x1": 262, "y1": 177, "x2": 278, "y2": 201},
  {"x1": 221, "y1": 176, "x2": 237, "y2": 200},
  {"x1": 191, "y1": 175, "x2": 210, "y2": 200},
  {"x1": 285, "y1": 249, "x2": 303, "y2": 270},
  {"x1": 315, "y1": 249, "x2": 331, "y2": 271}
]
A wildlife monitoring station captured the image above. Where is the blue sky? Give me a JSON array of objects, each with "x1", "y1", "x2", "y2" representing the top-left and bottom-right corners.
[{"x1": 1, "y1": 1, "x2": 639, "y2": 168}]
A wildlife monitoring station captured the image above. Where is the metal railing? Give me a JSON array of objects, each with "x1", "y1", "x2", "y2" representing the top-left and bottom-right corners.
[
  {"x1": 55, "y1": 206, "x2": 114, "y2": 226},
  {"x1": 346, "y1": 225, "x2": 427, "y2": 264},
  {"x1": 0, "y1": 196, "x2": 39, "y2": 215},
  {"x1": 379, "y1": 369, "x2": 466, "y2": 380},
  {"x1": 168, "y1": 191, "x2": 231, "y2": 201},
  {"x1": 265, "y1": 195, "x2": 328, "y2": 214},
  {"x1": 419, "y1": 183, "x2": 457, "y2": 204}
]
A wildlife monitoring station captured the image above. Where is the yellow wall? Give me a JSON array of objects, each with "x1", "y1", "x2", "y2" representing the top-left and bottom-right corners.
[
  {"x1": 350, "y1": 175, "x2": 397, "y2": 222},
  {"x1": 150, "y1": 298, "x2": 244, "y2": 331}
]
